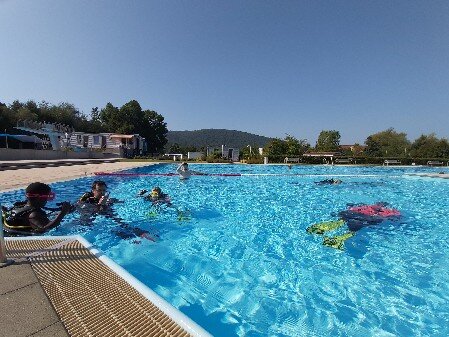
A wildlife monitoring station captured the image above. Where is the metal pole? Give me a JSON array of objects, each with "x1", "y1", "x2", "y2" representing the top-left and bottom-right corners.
[
  {"x1": 0, "y1": 207, "x2": 14, "y2": 267},
  {"x1": 5, "y1": 129, "x2": 8, "y2": 149}
]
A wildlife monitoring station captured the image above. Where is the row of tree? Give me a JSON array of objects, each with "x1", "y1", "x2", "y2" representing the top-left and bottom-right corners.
[
  {"x1": 166, "y1": 128, "x2": 449, "y2": 162},
  {"x1": 2, "y1": 99, "x2": 448, "y2": 159},
  {"x1": 0, "y1": 99, "x2": 168, "y2": 153},
  {"x1": 259, "y1": 128, "x2": 449, "y2": 161},
  {"x1": 91, "y1": 101, "x2": 168, "y2": 153}
]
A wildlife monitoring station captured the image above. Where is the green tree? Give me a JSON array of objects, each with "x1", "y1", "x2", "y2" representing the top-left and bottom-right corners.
[
  {"x1": 364, "y1": 128, "x2": 410, "y2": 157},
  {"x1": 91, "y1": 107, "x2": 100, "y2": 123},
  {"x1": 240, "y1": 145, "x2": 251, "y2": 159},
  {"x1": 98, "y1": 100, "x2": 168, "y2": 154},
  {"x1": 315, "y1": 130, "x2": 340, "y2": 151},
  {"x1": 410, "y1": 134, "x2": 449, "y2": 158},
  {"x1": 1, "y1": 99, "x2": 167, "y2": 152},
  {"x1": 169, "y1": 143, "x2": 182, "y2": 153},
  {"x1": 16, "y1": 107, "x2": 38, "y2": 122},
  {"x1": 10, "y1": 100, "x2": 23, "y2": 112},
  {"x1": 0, "y1": 104, "x2": 16, "y2": 131},
  {"x1": 263, "y1": 135, "x2": 310, "y2": 159},
  {"x1": 437, "y1": 139, "x2": 449, "y2": 158},
  {"x1": 364, "y1": 136, "x2": 382, "y2": 157},
  {"x1": 183, "y1": 145, "x2": 198, "y2": 153},
  {"x1": 38, "y1": 101, "x2": 86, "y2": 129},
  {"x1": 240, "y1": 144, "x2": 260, "y2": 160},
  {"x1": 24, "y1": 100, "x2": 40, "y2": 116},
  {"x1": 285, "y1": 134, "x2": 310, "y2": 156},
  {"x1": 264, "y1": 138, "x2": 288, "y2": 157},
  {"x1": 99, "y1": 102, "x2": 122, "y2": 132},
  {"x1": 168, "y1": 144, "x2": 199, "y2": 156},
  {"x1": 142, "y1": 109, "x2": 168, "y2": 153},
  {"x1": 119, "y1": 100, "x2": 145, "y2": 134}
]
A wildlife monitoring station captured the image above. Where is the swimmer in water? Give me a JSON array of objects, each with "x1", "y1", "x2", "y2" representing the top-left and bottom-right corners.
[
  {"x1": 315, "y1": 178, "x2": 342, "y2": 185},
  {"x1": 176, "y1": 162, "x2": 205, "y2": 179},
  {"x1": 138, "y1": 187, "x2": 172, "y2": 206}
]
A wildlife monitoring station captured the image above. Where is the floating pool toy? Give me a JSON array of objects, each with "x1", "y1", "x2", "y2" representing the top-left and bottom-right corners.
[
  {"x1": 308, "y1": 203, "x2": 401, "y2": 250},
  {"x1": 339, "y1": 204, "x2": 400, "y2": 227},
  {"x1": 323, "y1": 232, "x2": 355, "y2": 250},
  {"x1": 306, "y1": 219, "x2": 345, "y2": 234},
  {"x1": 347, "y1": 204, "x2": 400, "y2": 217}
]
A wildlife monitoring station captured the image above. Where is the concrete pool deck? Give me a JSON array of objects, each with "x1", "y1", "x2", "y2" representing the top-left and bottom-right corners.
[
  {"x1": 0, "y1": 159, "x2": 155, "y2": 192},
  {"x1": 1, "y1": 237, "x2": 205, "y2": 337},
  {"x1": 0, "y1": 160, "x2": 211, "y2": 337},
  {"x1": 0, "y1": 246, "x2": 70, "y2": 337}
]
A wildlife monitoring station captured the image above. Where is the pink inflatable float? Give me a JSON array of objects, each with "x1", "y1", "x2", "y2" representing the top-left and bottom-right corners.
[{"x1": 348, "y1": 204, "x2": 400, "y2": 217}]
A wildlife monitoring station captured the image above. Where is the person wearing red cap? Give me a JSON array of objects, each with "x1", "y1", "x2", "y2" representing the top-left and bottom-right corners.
[{"x1": 2, "y1": 182, "x2": 71, "y2": 234}]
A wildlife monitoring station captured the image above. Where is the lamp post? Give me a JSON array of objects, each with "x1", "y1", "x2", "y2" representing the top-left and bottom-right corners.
[{"x1": 247, "y1": 145, "x2": 252, "y2": 158}]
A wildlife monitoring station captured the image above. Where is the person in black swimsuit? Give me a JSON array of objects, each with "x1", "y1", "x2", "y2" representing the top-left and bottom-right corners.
[
  {"x1": 2, "y1": 182, "x2": 71, "y2": 234},
  {"x1": 77, "y1": 180, "x2": 156, "y2": 242},
  {"x1": 78, "y1": 180, "x2": 110, "y2": 208}
]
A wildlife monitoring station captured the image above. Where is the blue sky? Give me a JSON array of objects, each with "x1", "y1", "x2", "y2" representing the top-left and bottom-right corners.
[{"x1": 1, "y1": 0, "x2": 449, "y2": 144}]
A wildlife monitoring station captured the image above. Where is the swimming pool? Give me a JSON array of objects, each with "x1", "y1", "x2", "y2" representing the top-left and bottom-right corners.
[{"x1": 2, "y1": 164, "x2": 449, "y2": 336}]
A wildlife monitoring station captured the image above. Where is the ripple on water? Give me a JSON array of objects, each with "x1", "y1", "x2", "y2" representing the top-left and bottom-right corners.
[{"x1": 2, "y1": 164, "x2": 449, "y2": 337}]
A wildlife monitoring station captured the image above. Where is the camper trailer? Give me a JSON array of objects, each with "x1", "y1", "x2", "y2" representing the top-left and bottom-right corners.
[{"x1": 69, "y1": 133, "x2": 146, "y2": 157}]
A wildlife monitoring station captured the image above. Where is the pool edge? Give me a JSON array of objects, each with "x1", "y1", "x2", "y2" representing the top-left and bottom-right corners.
[{"x1": 5, "y1": 235, "x2": 212, "y2": 337}]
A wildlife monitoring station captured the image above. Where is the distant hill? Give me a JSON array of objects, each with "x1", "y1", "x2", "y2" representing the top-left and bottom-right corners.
[{"x1": 166, "y1": 129, "x2": 273, "y2": 149}]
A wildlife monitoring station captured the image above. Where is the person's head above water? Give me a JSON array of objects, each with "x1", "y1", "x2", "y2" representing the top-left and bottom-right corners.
[
  {"x1": 178, "y1": 162, "x2": 189, "y2": 172},
  {"x1": 151, "y1": 186, "x2": 162, "y2": 197},
  {"x1": 25, "y1": 182, "x2": 54, "y2": 207},
  {"x1": 91, "y1": 180, "x2": 107, "y2": 199}
]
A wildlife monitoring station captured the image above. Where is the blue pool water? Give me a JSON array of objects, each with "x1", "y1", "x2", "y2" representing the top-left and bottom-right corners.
[{"x1": 2, "y1": 164, "x2": 449, "y2": 336}]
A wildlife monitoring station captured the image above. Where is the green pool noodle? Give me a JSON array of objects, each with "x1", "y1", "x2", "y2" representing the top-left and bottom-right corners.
[
  {"x1": 306, "y1": 219, "x2": 345, "y2": 234},
  {"x1": 323, "y1": 232, "x2": 355, "y2": 250}
]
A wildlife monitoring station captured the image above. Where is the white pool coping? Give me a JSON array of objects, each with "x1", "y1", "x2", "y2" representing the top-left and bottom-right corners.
[{"x1": 5, "y1": 235, "x2": 212, "y2": 337}]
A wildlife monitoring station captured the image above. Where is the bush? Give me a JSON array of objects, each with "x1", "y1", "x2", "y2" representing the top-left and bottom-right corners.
[
  {"x1": 205, "y1": 155, "x2": 229, "y2": 163},
  {"x1": 246, "y1": 157, "x2": 264, "y2": 164},
  {"x1": 266, "y1": 155, "x2": 287, "y2": 163}
]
